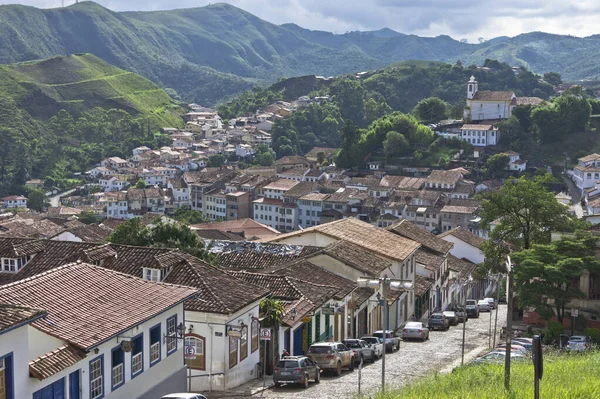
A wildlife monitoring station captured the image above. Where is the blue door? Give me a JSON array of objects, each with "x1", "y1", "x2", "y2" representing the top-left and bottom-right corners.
[
  {"x1": 293, "y1": 326, "x2": 304, "y2": 355},
  {"x1": 284, "y1": 329, "x2": 290, "y2": 356},
  {"x1": 32, "y1": 378, "x2": 64, "y2": 399},
  {"x1": 68, "y1": 370, "x2": 80, "y2": 399}
]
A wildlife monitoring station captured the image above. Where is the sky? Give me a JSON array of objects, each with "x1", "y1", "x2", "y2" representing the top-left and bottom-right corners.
[{"x1": 1, "y1": 0, "x2": 599, "y2": 42}]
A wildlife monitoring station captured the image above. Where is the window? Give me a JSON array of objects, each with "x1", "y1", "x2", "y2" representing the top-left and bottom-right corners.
[
  {"x1": 239, "y1": 325, "x2": 248, "y2": 361},
  {"x1": 150, "y1": 324, "x2": 161, "y2": 366},
  {"x1": 251, "y1": 319, "x2": 259, "y2": 353},
  {"x1": 111, "y1": 346, "x2": 124, "y2": 390},
  {"x1": 166, "y1": 315, "x2": 178, "y2": 355},
  {"x1": 229, "y1": 335, "x2": 238, "y2": 369},
  {"x1": 131, "y1": 334, "x2": 143, "y2": 377},
  {"x1": 32, "y1": 378, "x2": 65, "y2": 399},
  {"x1": 143, "y1": 268, "x2": 161, "y2": 282},
  {"x1": 89, "y1": 356, "x2": 103, "y2": 399},
  {"x1": 185, "y1": 335, "x2": 206, "y2": 370}
]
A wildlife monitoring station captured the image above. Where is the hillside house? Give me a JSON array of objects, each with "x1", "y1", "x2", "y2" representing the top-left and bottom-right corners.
[{"x1": 2, "y1": 196, "x2": 27, "y2": 209}]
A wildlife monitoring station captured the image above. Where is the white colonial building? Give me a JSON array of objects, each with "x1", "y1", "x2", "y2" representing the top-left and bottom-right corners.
[
  {"x1": 0, "y1": 262, "x2": 197, "y2": 399},
  {"x1": 459, "y1": 124, "x2": 499, "y2": 147}
]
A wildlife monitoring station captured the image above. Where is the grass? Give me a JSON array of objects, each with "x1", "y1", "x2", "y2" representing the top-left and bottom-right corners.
[{"x1": 368, "y1": 352, "x2": 600, "y2": 399}]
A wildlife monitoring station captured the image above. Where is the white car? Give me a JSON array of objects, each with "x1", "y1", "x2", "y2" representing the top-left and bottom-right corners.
[
  {"x1": 566, "y1": 335, "x2": 592, "y2": 351},
  {"x1": 360, "y1": 336, "x2": 384, "y2": 359},
  {"x1": 401, "y1": 322, "x2": 430, "y2": 341},
  {"x1": 162, "y1": 394, "x2": 207, "y2": 399},
  {"x1": 477, "y1": 300, "x2": 492, "y2": 312},
  {"x1": 484, "y1": 297, "x2": 497, "y2": 309},
  {"x1": 473, "y1": 350, "x2": 525, "y2": 364}
]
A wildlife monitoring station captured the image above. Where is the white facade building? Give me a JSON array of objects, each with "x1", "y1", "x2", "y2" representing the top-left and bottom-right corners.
[
  {"x1": 459, "y1": 124, "x2": 499, "y2": 147},
  {"x1": 572, "y1": 153, "x2": 600, "y2": 193},
  {"x1": 1, "y1": 196, "x2": 27, "y2": 209}
]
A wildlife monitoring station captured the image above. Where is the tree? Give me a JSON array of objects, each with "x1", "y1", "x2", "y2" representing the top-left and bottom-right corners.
[
  {"x1": 134, "y1": 179, "x2": 147, "y2": 189},
  {"x1": 26, "y1": 188, "x2": 47, "y2": 212},
  {"x1": 78, "y1": 210, "x2": 103, "y2": 224},
  {"x1": 383, "y1": 131, "x2": 409, "y2": 160},
  {"x1": 208, "y1": 154, "x2": 226, "y2": 167},
  {"x1": 107, "y1": 218, "x2": 214, "y2": 262},
  {"x1": 260, "y1": 298, "x2": 284, "y2": 373},
  {"x1": 335, "y1": 120, "x2": 362, "y2": 169},
  {"x1": 543, "y1": 72, "x2": 562, "y2": 86},
  {"x1": 512, "y1": 231, "x2": 600, "y2": 323},
  {"x1": 480, "y1": 175, "x2": 572, "y2": 269},
  {"x1": 171, "y1": 207, "x2": 210, "y2": 225},
  {"x1": 412, "y1": 97, "x2": 448, "y2": 123},
  {"x1": 484, "y1": 153, "x2": 509, "y2": 178}
]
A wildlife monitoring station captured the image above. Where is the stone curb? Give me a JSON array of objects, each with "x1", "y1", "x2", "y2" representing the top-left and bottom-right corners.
[{"x1": 439, "y1": 345, "x2": 489, "y2": 374}]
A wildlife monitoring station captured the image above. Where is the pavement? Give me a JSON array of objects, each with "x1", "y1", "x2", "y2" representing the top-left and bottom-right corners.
[{"x1": 206, "y1": 305, "x2": 507, "y2": 398}]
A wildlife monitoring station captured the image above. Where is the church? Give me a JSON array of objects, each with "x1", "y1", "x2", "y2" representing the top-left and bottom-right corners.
[{"x1": 464, "y1": 76, "x2": 543, "y2": 122}]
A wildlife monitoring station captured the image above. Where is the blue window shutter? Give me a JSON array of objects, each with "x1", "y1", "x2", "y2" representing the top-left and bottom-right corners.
[{"x1": 53, "y1": 378, "x2": 64, "y2": 399}]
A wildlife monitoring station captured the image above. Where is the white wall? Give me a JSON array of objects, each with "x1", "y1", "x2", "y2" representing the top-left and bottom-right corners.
[
  {"x1": 24, "y1": 305, "x2": 186, "y2": 399},
  {"x1": 442, "y1": 236, "x2": 485, "y2": 264},
  {"x1": 51, "y1": 231, "x2": 83, "y2": 242},
  {"x1": 0, "y1": 324, "x2": 31, "y2": 399},
  {"x1": 185, "y1": 302, "x2": 261, "y2": 392}
]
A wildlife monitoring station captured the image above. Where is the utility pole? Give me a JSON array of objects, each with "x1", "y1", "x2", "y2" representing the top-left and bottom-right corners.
[
  {"x1": 461, "y1": 280, "x2": 468, "y2": 365},
  {"x1": 357, "y1": 276, "x2": 413, "y2": 395},
  {"x1": 493, "y1": 274, "x2": 502, "y2": 348},
  {"x1": 504, "y1": 257, "x2": 514, "y2": 391}
]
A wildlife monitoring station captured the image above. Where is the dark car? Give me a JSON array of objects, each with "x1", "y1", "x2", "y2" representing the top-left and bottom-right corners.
[
  {"x1": 427, "y1": 313, "x2": 449, "y2": 331},
  {"x1": 465, "y1": 300, "x2": 480, "y2": 318},
  {"x1": 273, "y1": 356, "x2": 320, "y2": 388},
  {"x1": 443, "y1": 311, "x2": 459, "y2": 326},
  {"x1": 342, "y1": 339, "x2": 377, "y2": 364}
]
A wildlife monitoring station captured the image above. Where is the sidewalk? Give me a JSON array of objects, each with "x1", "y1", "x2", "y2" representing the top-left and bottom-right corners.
[
  {"x1": 439, "y1": 345, "x2": 488, "y2": 374},
  {"x1": 203, "y1": 376, "x2": 274, "y2": 398}
]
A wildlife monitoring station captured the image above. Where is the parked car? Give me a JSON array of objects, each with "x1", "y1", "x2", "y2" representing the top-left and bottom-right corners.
[
  {"x1": 443, "y1": 311, "x2": 459, "y2": 326},
  {"x1": 427, "y1": 313, "x2": 449, "y2": 331},
  {"x1": 494, "y1": 344, "x2": 529, "y2": 355},
  {"x1": 484, "y1": 297, "x2": 497, "y2": 309},
  {"x1": 473, "y1": 350, "x2": 525, "y2": 364},
  {"x1": 360, "y1": 336, "x2": 384, "y2": 359},
  {"x1": 566, "y1": 335, "x2": 592, "y2": 352},
  {"x1": 477, "y1": 300, "x2": 492, "y2": 312},
  {"x1": 273, "y1": 356, "x2": 321, "y2": 388},
  {"x1": 343, "y1": 339, "x2": 377, "y2": 364},
  {"x1": 512, "y1": 338, "x2": 533, "y2": 351},
  {"x1": 373, "y1": 330, "x2": 400, "y2": 352},
  {"x1": 465, "y1": 300, "x2": 480, "y2": 318},
  {"x1": 452, "y1": 306, "x2": 468, "y2": 323},
  {"x1": 307, "y1": 342, "x2": 354, "y2": 376},
  {"x1": 162, "y1": 395, "x2": 207, "y2": 399},
  {"x1": 401, "y1": 322, "x2": 430, "y2": 341}
]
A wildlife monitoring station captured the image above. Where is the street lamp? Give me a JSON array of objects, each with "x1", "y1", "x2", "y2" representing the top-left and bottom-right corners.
[{"x1": 357, "y1": 275, "x2": 413, "y2": 394}]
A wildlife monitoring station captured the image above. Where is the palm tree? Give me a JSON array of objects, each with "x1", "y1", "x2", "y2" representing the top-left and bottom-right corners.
[{"x1": 260, "y1": 298, "x2": 284, "y2": 374}]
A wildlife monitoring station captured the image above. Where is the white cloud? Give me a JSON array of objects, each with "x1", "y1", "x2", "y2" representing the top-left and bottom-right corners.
[{"x1": 1, "y1": 0, "x2": 599, "y2": 41}]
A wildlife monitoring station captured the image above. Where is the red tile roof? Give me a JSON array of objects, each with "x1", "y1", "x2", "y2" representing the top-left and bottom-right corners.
[
  {"x1": 0, "y1": 262, "x2": 198, "y2": 349},
  {"x1": 30, "y1": 345, "x2": 86, "y2": 380},
  {"x1": 0, "y1": 304, "x2": 46, "y2": 333}
]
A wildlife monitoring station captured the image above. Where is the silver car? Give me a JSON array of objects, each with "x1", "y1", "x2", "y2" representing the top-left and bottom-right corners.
[
  {"x1": 401, "y1": 322, "x2": 429, "y2": 341},
  {"x1": 566, "y1": 335, "x2": 591, "y2": 351},
  {"x1": 477, "y1": 300, "x2": 491, "y2": 312}
]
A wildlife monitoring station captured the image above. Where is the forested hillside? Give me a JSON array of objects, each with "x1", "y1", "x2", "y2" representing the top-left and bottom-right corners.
[
  {"x1": 0, "y1": 54, "x2": 183, "y2": 195},
  {"x1": 1, "y1": 2, "x2": 600, "y2": 105},
  {"x1": 220, "y1": 60, "x2": 555, "y2": 164}
]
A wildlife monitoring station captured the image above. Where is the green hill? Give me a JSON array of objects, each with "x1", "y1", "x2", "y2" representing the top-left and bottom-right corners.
[
  {"x1": 1, "y1": 2, "x2": 600, "y2": 105},
  {"x1": 0, "y1": 53, "x2": 184, "y2": 195},
  {"x1": 0, "y1": 53, "x2": 183, "y2": 126}
]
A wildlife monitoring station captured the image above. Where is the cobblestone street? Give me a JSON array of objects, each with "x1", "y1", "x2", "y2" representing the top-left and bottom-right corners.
[{"x1": 256, "y1": 305, "x2": 507, "y2": 399}]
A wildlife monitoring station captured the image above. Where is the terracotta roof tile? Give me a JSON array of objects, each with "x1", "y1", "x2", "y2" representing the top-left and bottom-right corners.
[
  {"x1": 0, "y1": 262, "x2": 198, "y2": 349},
  {"x1": 415, "y1": 248, "x2": 445, "y2": 272},
  {"x1": 387, "y1": 219, "x2": 453, "y2": 254},
  {"x1": 472, "y1": 91, "x2": 514, "y2": 101},
  {"x1": 191, "y1": 218, "x2": 280, "y2": 240},
  {"x1": 447, "y1": 254, "x2": 477, "y2": 278},
  {"x1": 265, "y1": 259, "x2": 357, "y2": 300},
  {"x1": 322, "y1": 240, "x2": 392, "y2": 277},
  {"x1": 0, "y1": 304, "x2": 46, "y2": 333},
  {"x1": 30, "y1": 345, "x2": 86, "y2": 380},
  {"x1": 82, "y1": 244, "x2": 117, "y2": 263},
  {"x1": 213, "y1": 242, "x2": 320, "y2": 270},
  {"x1": 195, "y1": 230, "x2": 245, "y2": 241},
  {"x1": 414, "y1": 275, "x2": 434, "y2": 297},
  {"x1": 427, "y1": 170, "x2": 462, "y2": 185},
  {"x1": 265, "y1": 218, "x2": 420, "y2": 262},
  {"x1": 227, "y1": 271, "x2": 303, "y2": 299}
]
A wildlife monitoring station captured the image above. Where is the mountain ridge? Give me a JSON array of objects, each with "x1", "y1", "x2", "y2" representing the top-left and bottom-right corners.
[{"x1": 0, "y1": 1, "x2": 600, "y2": 104}]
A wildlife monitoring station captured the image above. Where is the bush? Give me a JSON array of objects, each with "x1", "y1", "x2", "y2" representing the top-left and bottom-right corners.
[
  {"x1": 543, "y1": 320, "x2": 564, "y2": 345},
  {"x1": 585, "y1": 328, "x2": 600, "y2": 344}
]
